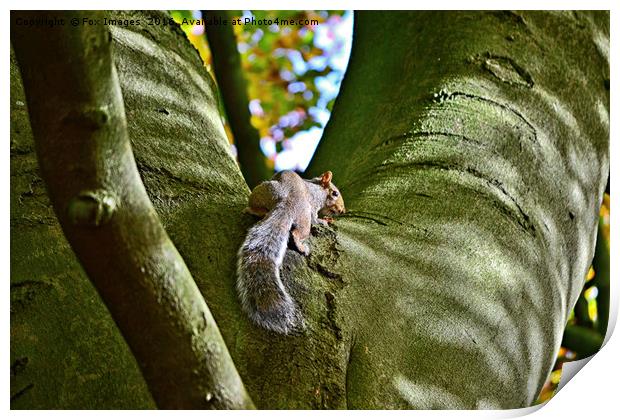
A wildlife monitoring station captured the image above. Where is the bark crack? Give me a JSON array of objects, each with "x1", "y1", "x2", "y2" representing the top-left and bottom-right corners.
[
  {"x1": 376, "y1": 161, "x2": 537, "y2": 236},
  {"x1": 440, "y1": 91, "x2": 539, "y2": 149},
  {"x1": 11, "y1": 356, "x2": 29, "y2": 377},
  {"x1": 344, "y1": 331, "x2": 357, "y2": 410},
  {"x1": 11, "y1": 383, "x2": 34, "y2": 402}
]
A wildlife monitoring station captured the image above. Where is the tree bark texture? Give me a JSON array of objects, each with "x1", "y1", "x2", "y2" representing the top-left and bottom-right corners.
[
  {"x1": 11, "y1": 10, "x2": 253, "y2": 409},
  {"x1": 307, "y1": 11, "x2": 609, "y2": 408},
  {"x1": 10, "y1": 11, "x2": 609, "y2": 409}
]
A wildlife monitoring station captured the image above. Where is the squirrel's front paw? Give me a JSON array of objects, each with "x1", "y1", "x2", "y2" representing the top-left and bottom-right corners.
[
  {"x1": 297, "y1": 244, "x2": 310, "y2": 256},
  {"x1": 320, "y1": 217, "x2": 334, "y2": 225}
]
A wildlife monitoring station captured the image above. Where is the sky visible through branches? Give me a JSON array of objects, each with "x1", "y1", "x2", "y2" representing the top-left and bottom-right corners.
[{"x1": 173, "y1": 10, "x2": 353, "y2": 172}]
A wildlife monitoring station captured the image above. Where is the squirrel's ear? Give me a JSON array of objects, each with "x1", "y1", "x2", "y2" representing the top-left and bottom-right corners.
[{"x1": 320, "y1": 171, "x2": 333, "y2": 187}]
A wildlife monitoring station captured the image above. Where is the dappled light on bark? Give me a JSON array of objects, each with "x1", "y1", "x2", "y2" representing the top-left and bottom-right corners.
[{"x1": 308, "y1": 11, "x2": 608, "y2": 408}]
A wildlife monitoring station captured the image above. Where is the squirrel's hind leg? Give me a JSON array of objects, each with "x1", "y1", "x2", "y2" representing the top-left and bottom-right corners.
[
  {"x1": 247, "y1": 181, "x2": 280, "y2": 213},
  {"x1": 291, "y1": 224, "x2": 311, "y2": 256}
]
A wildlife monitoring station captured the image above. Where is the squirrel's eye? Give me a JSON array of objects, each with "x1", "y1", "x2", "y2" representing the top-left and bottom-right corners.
[{"x1": 331, "y1": 190, "x2": 339, "y2": 197}]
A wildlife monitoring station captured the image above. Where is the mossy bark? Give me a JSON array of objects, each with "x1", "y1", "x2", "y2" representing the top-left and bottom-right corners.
[
  {"x1": 308, "y1": 11, "x2": 609, "y2": 408},
  {"x1": 11, "y1": 10, "x2": 253, "y2": 409},
  {"x1": 10, "y1": 11, "x2": 608, "y2": 409}
]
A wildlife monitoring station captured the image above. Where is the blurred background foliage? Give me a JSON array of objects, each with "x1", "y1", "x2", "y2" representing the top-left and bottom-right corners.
[
  {"x1": 170, "y1": 10, "x2": 352, "y2": 172},
  {"x1": 169, "y1": 10, "x2": 610, "y2": 406}
]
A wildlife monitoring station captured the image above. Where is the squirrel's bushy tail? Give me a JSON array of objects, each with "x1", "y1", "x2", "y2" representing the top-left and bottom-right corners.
[{"x1": 237, "y1": 206, "x2": 300, "y2": 334}]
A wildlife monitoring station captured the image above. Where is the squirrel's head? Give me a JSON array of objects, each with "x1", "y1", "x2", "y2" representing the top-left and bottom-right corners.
[{"x1": 316, "y1": 171, "x2": 346, "y2": 215}]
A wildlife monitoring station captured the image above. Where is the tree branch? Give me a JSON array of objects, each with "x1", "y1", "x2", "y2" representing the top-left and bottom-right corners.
[
  {"x1": 573, "y1": 292, "x2": 592, "y2": 328},
  {"x1": 202, "y1": 10, "x2": 272, "y2": 188},
  {"x1": 561, "y1": 325, "x2": 603, "y2": 359},
  {"x1": 11, "y1": 10, "x2": 254, "y2": 409},
  {"x1": 592, "y1": 218, "x2": 610, "y2": 338}
]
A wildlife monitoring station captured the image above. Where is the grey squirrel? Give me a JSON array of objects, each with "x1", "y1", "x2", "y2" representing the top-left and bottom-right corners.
[{"x1": 237, "y1": 170, "x2": 346, "y2": 334}]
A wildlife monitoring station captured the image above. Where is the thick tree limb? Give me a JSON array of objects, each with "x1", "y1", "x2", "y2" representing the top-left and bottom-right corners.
[
  {"x1": 308, "y1": 11, "x2": 608, "y2": 408},
  {"x1": 11, "y1": 10, "x2": 254, "y2": 409},
  {"x1": 203, "y1": 10, "x2": 272, "y2": 188}
]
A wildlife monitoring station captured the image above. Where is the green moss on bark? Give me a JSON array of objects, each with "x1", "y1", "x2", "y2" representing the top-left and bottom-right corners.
[{"x1": 308, "y1": 11, "x2": 608, "y2": 408}]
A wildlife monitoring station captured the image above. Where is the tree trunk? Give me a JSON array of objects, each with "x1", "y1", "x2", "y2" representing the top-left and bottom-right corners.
[
  {"x1": 10, "y1": 11, "x2": 608, "y2": 409},
  {"x1": 307, "y1": 11, "x2": 609, "y2": 408}
]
